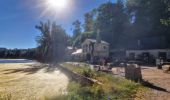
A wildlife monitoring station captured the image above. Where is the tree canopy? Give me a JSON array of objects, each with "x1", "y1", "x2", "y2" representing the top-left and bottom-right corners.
[{"x1": 71, "y1": 0, "x2": 170, "y2": 49}]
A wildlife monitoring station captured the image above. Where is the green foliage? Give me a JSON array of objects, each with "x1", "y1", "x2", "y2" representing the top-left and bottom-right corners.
[
  {"x1": 63, "y1": 63, "x2": 96, "y2": 78},
  {"x1": 126, "y1": 0, "x2": 170, "y2": 37},
  {"x1": 97, "y1": 1, "x2": 128, "y2": 49},
  {"x1": 66, "y1": 81, "x2": 105, "y2": 100},
  {"x1": 83, "y1": 12, "x2": 95, "y2": 32},
  {"x1": 82, "y1": 68, "x2": 95, "y2": 78},
  {"x1": 73, "y1": 20, "x2": 81, "y2": 37},
  {"x1": 61, "y1": 63, "x2": 147, "y2": 100},
  {"x1": 160, "y1": 18, "x2": 170, "y2": 26}
]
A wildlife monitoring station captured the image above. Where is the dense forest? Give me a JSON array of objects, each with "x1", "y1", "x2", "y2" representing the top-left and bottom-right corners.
[{"x1": 0, "y1": 0, "x2": 169, "y2": 62}]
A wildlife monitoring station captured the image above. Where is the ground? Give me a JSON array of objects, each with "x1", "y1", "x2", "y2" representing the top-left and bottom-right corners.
[
  {"x1": 1, "y1": 61, "x2": 170, "y2": 100},
  {"x1": 142, "y1": 66, "x2": 170, "y2": 100},
  {"x1": 0, "y1": 62, "x2": 69, "y2": 100},
  {"x1": 111, "y1": 65, "x2": 170, "y2": 100}
]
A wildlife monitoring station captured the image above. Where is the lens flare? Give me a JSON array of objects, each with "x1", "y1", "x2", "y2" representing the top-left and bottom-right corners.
[{"x1": 47, "y1": 0, "x2": 68, "y2": 10}]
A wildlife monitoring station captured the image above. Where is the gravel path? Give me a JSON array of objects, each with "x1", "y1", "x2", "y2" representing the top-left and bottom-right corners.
[
  {"x1": 0, "y1": 62, "x2": 69, "y2": 100},
  {"x1": 142, "y1": 66, "x2": 170, "y2": 100}
]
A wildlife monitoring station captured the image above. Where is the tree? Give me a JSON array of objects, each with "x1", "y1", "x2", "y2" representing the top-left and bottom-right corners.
[
  {"x1": 51, "y1": 22, "x2": 67, "y2": 62},
  {"x1": 72, "y1": 20, "x2": 81, "y2": 39},
  {"x1": 83, "y1": 12, "x2": 94, "y2": 32},
  {"x1": 160, "y1": 0, "x2": 170, "y2": 26},
  {"x1": 96, "y1": 1, "x2": 129, "y2": 49},
  {"x1": 36, "y1": 21, "x2": 68, "y2": 62},
  {"x1": 36, "y1": 21, "x2": 52, "y2": 62},
  {"x1": 126, "y1": 0, "x2": 170, "y2": 45}
]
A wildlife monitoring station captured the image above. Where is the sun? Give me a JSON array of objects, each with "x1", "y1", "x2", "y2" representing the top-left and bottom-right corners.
[
  {"x1": 47, "y1": 0, "x2": 68, "y2": 10},
  {"x1": 37, "y1": 0, "x2": 73, "y2": 18}
]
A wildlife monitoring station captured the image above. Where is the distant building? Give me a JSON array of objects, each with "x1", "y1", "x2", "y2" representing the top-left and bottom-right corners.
[
  {"x1": 82, "y1": 39, "x2": 109, "y2": 61},
  {"x1": 126, "y1": 49, "x2": 170, "y2": 61},
  {"x1": 71, "y1": 49, "x2": 84, "y2": 61},
  {"x1": 109, "y1": 36, "x2": 170, "y2": 63},
  {"x1": 65, "y1": 46, "x2": 74, "y2": 61}
]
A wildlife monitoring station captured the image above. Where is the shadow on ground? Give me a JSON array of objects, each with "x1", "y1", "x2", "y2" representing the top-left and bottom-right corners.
[
  {"x1": 142, "y1": 80, "x2": 170, "y2": 93},
  {"x1": 2, "y1": 64, "x2": 59, "y2": 75}
]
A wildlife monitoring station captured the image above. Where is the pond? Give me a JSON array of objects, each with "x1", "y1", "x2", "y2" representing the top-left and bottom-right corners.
[{"x1": 0, "y1": 59, "x2": 36, "y2": 64}]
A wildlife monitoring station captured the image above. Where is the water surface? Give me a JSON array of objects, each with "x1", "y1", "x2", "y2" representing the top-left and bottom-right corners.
[{"x1": 0, "y1": 59, "x2": 35, "y2": 64}]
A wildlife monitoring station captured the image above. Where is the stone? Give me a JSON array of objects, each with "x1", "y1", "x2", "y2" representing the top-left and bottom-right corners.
[
  {"x1": 162, "y1": 65, "x2": 170, "y2": 73},
  {"x1": 125, "y1": 64, "x2": 142, "y2": 82}
]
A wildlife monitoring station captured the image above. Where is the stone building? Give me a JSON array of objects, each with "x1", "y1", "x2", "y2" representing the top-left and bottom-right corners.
[{"x1": 81, "y1": 39, "x2": 109, "y2": 61}]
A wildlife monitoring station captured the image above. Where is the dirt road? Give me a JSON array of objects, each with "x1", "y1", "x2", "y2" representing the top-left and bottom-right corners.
[
  {"x1": 0, "y1": 62, "x2": 69, "y2": 100},
  {"x1": 142, "y1": 67, "x2": 170, "y2": 100}
]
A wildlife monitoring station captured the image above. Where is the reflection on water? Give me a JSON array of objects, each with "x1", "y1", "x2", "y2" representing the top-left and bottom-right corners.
[{"x1": 0, "y1": 59, "x2": 36, "y2": 63}]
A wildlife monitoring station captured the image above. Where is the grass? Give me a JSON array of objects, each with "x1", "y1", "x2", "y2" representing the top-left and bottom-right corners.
[
  {"x1": 58, "y1": 63, "x2": 148, "y2": 100},
  {"x1": 0, "y1": 92, "x2": 11, "y2": 100},
  {"x1": 0, "y1": 63, "x2": 69, "y2": 100}
]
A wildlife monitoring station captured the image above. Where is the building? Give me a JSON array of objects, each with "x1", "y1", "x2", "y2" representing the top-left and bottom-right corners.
[
  {"x1": 65, "y1": 46, "x2": 74, "y2": 61},
  {"x1": 109, "y1": 36, "x2": 170, "y2": 63},
  {"x1": 82, "y1": 39, "x2": 109, "y2": 61},
  {"x1": 71, "y1": 49, "x2": 84, "y2": 61},
  {"x1": 126, "y1": 49, "x2": 170, "y2": 61}
]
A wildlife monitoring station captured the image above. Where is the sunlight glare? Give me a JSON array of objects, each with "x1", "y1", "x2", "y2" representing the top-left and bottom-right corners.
[{"x1": 47, "y1": 0, "x2": 68, "y2": 10}]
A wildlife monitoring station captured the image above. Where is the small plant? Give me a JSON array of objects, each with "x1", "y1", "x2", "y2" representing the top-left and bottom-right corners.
[{"x1": 82, "y1": 68, "x2": 94, "y2": 78}]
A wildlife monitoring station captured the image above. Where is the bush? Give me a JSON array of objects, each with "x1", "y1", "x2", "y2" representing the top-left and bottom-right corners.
[{"x1": 82, "y1": 68, "x2": 95, "y2": 78}]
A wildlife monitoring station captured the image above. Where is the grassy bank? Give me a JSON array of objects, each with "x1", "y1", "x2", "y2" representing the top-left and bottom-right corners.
[{"x1": 55, "y1": 63, "x2": 148, "y2": 100}]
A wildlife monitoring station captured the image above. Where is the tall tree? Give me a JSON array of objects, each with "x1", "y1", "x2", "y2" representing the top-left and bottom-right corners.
[
  {"x1": 127, "y1": 0, "x2": 169, "y2": 35},
  {"x1": 83, "y1": 12, "x2": 94, "y2": 32},
  {"x1": 126, "y1": 0, "x2": 170, "y2": 45},
  {"x1": 72, "y1": 20, "x2": 82, "y2": 47},
  {"x1": 72, "y1": 20, "x2": 81, "y2": 39},
  {"x1": 96, "y1": 1, "x2": 129, "y2": 49},
  {"x1": 51, "y1": 22, "x2": 67, "y2": 62},
  {"x1": 36, "y1": 21, "x2": 52, "y2": 62},
  {"x1": 36, "y1": 21, "x2": 67, "y2": 62}
]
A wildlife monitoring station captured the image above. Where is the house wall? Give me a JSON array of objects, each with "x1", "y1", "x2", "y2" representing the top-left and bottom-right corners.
[
  {"x1": 82, "y1": 40, "x2": 109, "y2": 58},
  {"x1": 93, "y1": 43, "x2": 109, "y2": 58}
]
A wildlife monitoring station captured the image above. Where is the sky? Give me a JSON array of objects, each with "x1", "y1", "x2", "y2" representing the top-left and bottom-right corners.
[{"x1": 0, "y1": 0, "x2": 116, "y2": 49}]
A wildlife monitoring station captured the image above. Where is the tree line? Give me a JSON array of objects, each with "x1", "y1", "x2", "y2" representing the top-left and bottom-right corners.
[{"x1": 0, "y1": 48, "x2": 36, "y2": 59}]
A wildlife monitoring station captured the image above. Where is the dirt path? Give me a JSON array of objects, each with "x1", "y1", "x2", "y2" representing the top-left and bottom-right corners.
[
  {"x1": 142, "y1": 67, "x2": 170, "y2": 100},
  {"x1": 0, "y1": 63, "x2": 69, "y2": 100}
]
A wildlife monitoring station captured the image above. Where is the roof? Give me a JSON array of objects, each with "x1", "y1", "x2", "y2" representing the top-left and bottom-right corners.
[
  {"x1": 84, "y1": 39, "x2": 109, "y2": 45},
  {"x1": 72, "y1": 49, "x2": 83, "y2": 55}
]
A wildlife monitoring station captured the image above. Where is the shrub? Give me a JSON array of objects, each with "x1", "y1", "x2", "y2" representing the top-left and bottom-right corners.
[{"x1": 82, "y1": 68, "x2": 95, "y2": 78}]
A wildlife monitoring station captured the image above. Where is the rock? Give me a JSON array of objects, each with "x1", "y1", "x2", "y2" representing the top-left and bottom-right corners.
[
  {"x1": 125, "y1": 64, "x2": 142, "y2": 82},
  {"x1": 162, "y1": 65, "x2": 170, "y2": 73}
]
